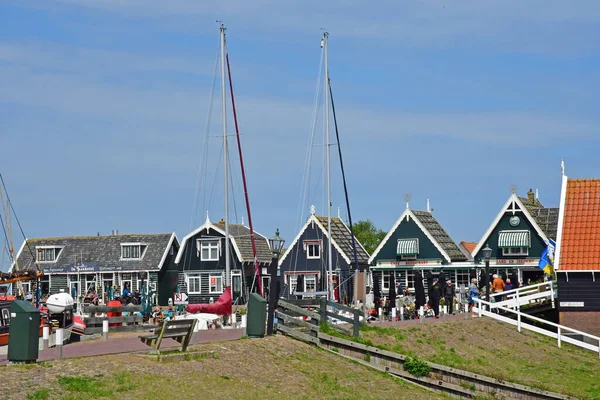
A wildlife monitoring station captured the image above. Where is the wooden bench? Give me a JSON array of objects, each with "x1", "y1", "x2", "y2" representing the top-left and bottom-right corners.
[{"x1": 139, "y1": 319, "x2": 197, "y2": 355}]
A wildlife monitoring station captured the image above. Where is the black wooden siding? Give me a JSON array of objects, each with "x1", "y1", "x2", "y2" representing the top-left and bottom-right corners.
[{"x1": 557, "y1": 271, "x2": 600, "y2": 311}]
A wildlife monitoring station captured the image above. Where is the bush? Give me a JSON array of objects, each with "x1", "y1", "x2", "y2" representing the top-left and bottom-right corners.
[{"x1": 403, "y1": 356, "x2": 431, "y2": 377}]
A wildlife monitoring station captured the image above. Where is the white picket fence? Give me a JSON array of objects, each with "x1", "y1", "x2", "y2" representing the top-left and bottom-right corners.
[{"x1": 473, "y1": 297, "x2": 600, "y2": 357}]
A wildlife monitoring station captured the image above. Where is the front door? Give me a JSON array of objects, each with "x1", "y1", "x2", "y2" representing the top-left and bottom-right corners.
[
  {"x1": 103, "y1": 280, "x2": 113, "y2": 303},
  {"x1": 231, "y1": 272, "x2": 242, "y2": 304},
  {"x1": 70, "y1": 282, "x2": 79, "y2": 299},
  {"x1": 261, "y1": 276, "x2": 271, "y2": 300}
]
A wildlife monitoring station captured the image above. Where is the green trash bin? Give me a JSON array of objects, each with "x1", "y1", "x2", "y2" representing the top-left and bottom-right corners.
[
  {"x1": 8, "y1": 300, "x2": 41, "y2": 363},
  {"x1": 247, "y1": 293, "x2": 267, "y2": 338}
]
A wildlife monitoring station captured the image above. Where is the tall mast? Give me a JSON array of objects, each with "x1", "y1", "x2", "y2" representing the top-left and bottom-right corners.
[
  {"x1": 220, "y1": 24, "x2": 230, "y2": 288},
  {"x1": 323, "y1": 32, "x2": 333, "y2": 301}
]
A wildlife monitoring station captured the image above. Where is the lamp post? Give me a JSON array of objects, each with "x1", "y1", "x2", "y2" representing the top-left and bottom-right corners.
[
  {"x1": 267, "y1": 229, "x2": 285, "y2": 335},
  {"x1": 482, "y1": 244, "x2": 492, "y2": 310}
]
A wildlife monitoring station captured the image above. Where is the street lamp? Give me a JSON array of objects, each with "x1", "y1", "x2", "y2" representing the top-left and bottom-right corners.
[
  {"x1": 482, "y1": 244, "x2": 492, "y2": 310},
  {"x1": 267, "y1": 229, "x2": 285, "y2": 335}
]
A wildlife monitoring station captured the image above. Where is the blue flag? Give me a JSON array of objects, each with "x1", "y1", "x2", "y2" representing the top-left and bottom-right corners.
[{"x1": 539, "y1": 239, "x2": 556, "y2": 274}]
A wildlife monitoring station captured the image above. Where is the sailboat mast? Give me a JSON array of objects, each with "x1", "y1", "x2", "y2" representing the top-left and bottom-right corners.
[
  {"x1": 220, "y1": 24, "x2": 231, "y2": 288},
  {"x1": 323, "y1": 32, "x2": 333, "y2": 301}
]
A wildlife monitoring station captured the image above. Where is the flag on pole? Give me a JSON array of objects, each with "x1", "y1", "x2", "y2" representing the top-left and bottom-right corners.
[{"x1": 538, "y1": 239, "x2": 556, "y2": 274}]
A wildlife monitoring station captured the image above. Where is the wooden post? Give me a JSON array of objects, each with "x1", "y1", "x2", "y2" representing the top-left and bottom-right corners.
[
  {"x1": 319, "y1": 296, "x2": 327, "y2": 326},
  {"x1": 352, "y1": 310, "x2": 360, "y2": 337}
]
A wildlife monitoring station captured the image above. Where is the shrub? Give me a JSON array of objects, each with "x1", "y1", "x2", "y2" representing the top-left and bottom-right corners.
[{"x1": 403, "y1": 357, "x2": 431, "y2": 377}]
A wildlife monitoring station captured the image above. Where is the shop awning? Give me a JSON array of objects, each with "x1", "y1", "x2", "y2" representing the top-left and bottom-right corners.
[
  {"x1": 397, "y1": 238, "x2": 419, "y2": 255},
  {"x1": 498, "y1": 230, "x2": 530, "y2": 248}
]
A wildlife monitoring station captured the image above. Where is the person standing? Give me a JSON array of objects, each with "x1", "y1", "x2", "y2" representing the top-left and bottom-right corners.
[
  {"x1": 444, "y1": 279, "x2": 455, "y2": 315},
  {"x1": 429, "y1": 277, "x2": 441, "y2": 318}
]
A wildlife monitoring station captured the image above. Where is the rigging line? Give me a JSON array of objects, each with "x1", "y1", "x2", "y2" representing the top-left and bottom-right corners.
[
  {"x1": 225, "y1": 50, "x2": 262, "y2": 296},
  {"x1": 207, "y1": 141, "x2": 224, "y2": 211},
  {"x1": 328, "y1": 79, "x2": 360, "y2": 272},
  {"x1": 292, "y1": 49, "x2": 324, "y2": 276},
  {"x1": 0, "y1": 208, "x2": 10, "y2": 262},
  {"x1": 0, "y1": 174, "x2": 36, "y2": 263},
  {"x1": 191, "y1": 36, "x2": 221, "y2": 231},
  {"x1": 227, "y1": 145, "x2": 239, "y2": 225}
]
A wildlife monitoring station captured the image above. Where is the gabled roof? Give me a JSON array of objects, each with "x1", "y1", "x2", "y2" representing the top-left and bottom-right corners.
[
  {"x1": 278, "y1": 214, "x2": 370, "y2": 267},
  {"x1": 556, "y1": 178, "x2": 600, "y2": 271},
  {"x1": 368, "y1": 208, "x2": 467, "y2": 264},
  {"x1": 472, "y1": 193, "x2": 551, "y2": 257},
  {"x1": 11, "y1": 233, "x2": 177, "y2": 272},
  {"x1": 175, "y1": 216, "x2": 272, "y2": 265},
  {"x1": 459, "y1": 241, "x2": 477, "y2": 260},
  {"x1": 518, "y1": 195, "x2": 559, "y2": 239}
]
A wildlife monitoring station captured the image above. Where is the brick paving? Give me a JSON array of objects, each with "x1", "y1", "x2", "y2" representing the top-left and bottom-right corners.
[{"x1": 0, "y1": 328, "x2": 245, "y2": 365}]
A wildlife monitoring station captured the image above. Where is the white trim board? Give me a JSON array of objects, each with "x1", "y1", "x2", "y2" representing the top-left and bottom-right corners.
[
  {"x1": 8, "y1": 239, "x2": 29, "y2": 273},
  {"x1": 157, "y1": 232, "x2": 178, "y2": 271},
  {"x1": 471, "y1": 194, "x2": 549, "y2": 258},
  {"x1": 554, "y1": 174, "x2": 569, "y2": 271},
  {"x1": 368, "y1": 209, "x2": 453, "y2": 265},
  {"x1": 175, "y1": 220, "x2": 243, "y2": 264}
]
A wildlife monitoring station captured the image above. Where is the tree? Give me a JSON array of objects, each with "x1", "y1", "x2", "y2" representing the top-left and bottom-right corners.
[{"x1": 352, "y1": 219, "x2": 386, "y2": 255}]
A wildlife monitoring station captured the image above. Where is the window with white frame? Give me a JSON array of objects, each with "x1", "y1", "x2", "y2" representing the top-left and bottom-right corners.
[
  {"x1": 121, "y1": 243, "x2": 144, "y2": 260},
  {"x1": 209, "y1": 273, "x2": 223, "y2": 293},
  {"x1": 289, "y1": 275, "x2": 301, "y2": 293},
  {"x1": 198, "y1": 240, "x2": 220, "y2": 261},
  {"x1": 304, "y1": 240, "x2": 322, "y2": 259},
  {"x1": 382, "y1": 272, "x2": 391, "y2": 292},
  {"x1": 188, "y1": 274, "x2": 201, "y2": 294},
  {"x1": 501, "y1": 247, "x2": 529, "y2": 256},
  {"x1": 21, "y1": 282, "x2": 31, "y2": 294},
  {"x1": 36, "y1": 247, "x2": 62, "y2": 262},
  {"x1": 305, "y1": 274, "x2": 317, "y2": 292},
  {"x1": 455, "y1": 270, "x2": 470, "y2": 287},
  {"x1": 400, "y1": 254, "x2": 417, "y2": 261}
]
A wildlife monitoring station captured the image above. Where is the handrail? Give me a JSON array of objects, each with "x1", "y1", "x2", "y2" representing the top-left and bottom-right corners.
[
  {"x1": 496, "y1": 280, "x2": 555, "y2": 298},
  {"x1": 474, "y1": 297, "x2": 600, "y2": 357}
]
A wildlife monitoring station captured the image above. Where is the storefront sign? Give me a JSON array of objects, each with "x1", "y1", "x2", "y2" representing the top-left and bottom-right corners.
[
  {"x1": 383, "y1": 260, "x2": 441, "y2": 266},
  {"x1": 41, "y1": 263, "x2": 158, "y2": 274},
  {"x1": 495, "y1": 259, "x2": 538, "y2": 266}
]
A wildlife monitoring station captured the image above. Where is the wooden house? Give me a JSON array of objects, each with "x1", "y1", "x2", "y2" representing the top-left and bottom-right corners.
[
  {"x1": 368, "y1": 202, "x2": 469, "y2": 293},
  {"x1": 555, "y1": 176, "x2": 600, "y2": 337},
  {"x1": 278, "y1": 205, "x2": 370, "y2": 304},
  {"x1": 11, "y1": 231, "x2": 179, "y2": 306},
  {"x1": 471, "y1": 189, "x2": 559, "y2": 286},
  {"x1": 175, "y1": 214, "x2": 272, "y2": 305}
]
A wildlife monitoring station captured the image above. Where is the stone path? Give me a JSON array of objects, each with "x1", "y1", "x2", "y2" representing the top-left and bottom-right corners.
[{"x1": 0, "y1": 328, "x2": 245, "y2": 365}]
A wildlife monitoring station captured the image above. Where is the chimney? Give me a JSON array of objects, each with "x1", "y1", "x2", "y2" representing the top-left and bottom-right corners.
[
  {"x1": 527, "y1": 189, "x2": 534, "y2": 202},
  {"x1": 112, "y1": 229, "x2": 119, "y2": 236}
]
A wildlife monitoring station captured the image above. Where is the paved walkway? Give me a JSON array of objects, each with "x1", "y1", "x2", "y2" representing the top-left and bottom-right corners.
[{"x1": 0, "y1": 328, "x2": 245, "y2": 365}]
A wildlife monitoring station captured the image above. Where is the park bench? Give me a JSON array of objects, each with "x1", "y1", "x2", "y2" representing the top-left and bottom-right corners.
[{"x1": 139, "y1": 319, "x2": 197, "y2": 354}]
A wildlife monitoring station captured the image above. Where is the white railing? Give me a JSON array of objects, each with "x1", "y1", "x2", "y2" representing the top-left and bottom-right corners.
[
  {"x1": 484, "y1": 281, "x2": 556, "y2": 312},
  {"x1": 473, "y1": 297, "x2": 600, "y2": 357}
]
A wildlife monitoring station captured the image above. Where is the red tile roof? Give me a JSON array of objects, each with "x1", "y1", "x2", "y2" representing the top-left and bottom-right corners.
[
  {"x1": 559, "y1": 178, "x2": 600, "y2": 271},
  {"x1": 460, "y1": 241, "x2": 477, "y2": 254}
]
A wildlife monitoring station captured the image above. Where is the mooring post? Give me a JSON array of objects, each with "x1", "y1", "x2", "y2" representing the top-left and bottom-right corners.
[
  {"x1": 103, "y1": 319, "x2": 109, "y2": 341},
  {"x1": 399, "y1": 306, "x2": 404, "y2": 321},
  {"x1": 353, "y1": 310, "x2": 360, "y2": 337},
  {"x1": 319, "y1": 296, "x2": 327, "y2": 326},
  {"x1": 42, "y1": 326, "x2": 50, "y2": 350},
  {"x1": 55, "y1": 328, "x2": 63, "y2": 360},
  {"x1": 391, "y1": 307, "x2": 396, "y2": 324}
]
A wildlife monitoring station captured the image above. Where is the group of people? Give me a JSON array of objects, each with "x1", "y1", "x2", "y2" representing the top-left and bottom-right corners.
[{"x1": 425, "y1": 277, "x2": 457, "y2": 319}]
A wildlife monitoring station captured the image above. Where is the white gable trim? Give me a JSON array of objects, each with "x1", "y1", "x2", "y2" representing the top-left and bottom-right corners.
[
  {"x1": 554, "y1": 174, "x2": 569, "y2": 271},
  {"x1": 278, "y1": 215, "x2": 352, "y2": 267},
  {"x1": 175, "y1": 222, "x2": 243, "y2": 264},
  {"x1": 8, "y1": 239, "x2": 28, "y2": 273},
  {"x1": 157, "y1": 232, "x2": 178, "y2": 271},
  {"x1": 368, "y1": 209, "x2": 453, "y2": 264},
  {"x1": 472, "y1": 194, "x2": 548, "y2": 257}
]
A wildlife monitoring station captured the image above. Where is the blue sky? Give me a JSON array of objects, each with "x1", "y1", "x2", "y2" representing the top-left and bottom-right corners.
[{"x1": 1, "y1": 1, "x2": 600, "y2": 270}]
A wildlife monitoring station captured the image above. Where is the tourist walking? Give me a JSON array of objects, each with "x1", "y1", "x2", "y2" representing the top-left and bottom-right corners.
[
  {"x1": 468, "y1": 278, "x2": 479, "y2": 312},
  {"x1": 444, "y1": 279, "x2": 455, "y2": 314},
  {"x1": 429, "y1": 277, "x2": 441, "y2": 318}
]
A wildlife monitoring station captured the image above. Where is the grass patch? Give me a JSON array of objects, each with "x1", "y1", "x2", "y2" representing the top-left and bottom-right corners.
[{"x1": 26, "y1": 389, "x2": 50, "y2": 400}]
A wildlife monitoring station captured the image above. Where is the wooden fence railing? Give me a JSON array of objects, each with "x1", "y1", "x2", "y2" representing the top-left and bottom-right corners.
[{"x1": 83, "y1": 304, "x2": 144, "y2": 334}]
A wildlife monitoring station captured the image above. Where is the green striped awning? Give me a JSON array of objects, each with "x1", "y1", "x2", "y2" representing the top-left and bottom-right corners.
[
  {"x1": 498, "y1": 230, "x2": 530, "y2": 248},
  {"x1": 397, "y1": 238, "x2": 419, "y2": 255}
]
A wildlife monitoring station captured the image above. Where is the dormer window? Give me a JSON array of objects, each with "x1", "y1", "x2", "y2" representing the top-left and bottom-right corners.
[
  {"x1": 121, "y1": 243, "x2": 146, "y2": 260},
  {"x1": 36, "y1": 246, "x2": 63, "y2": 263},
  {"x1": 197, "y1": 239, "x2": 220, "y2": 261},
  {"x1": 498, "y1": 230, "x2": 530, "y2": 257},
  {"x1": 303, "y1": 240, "x2": 322, "y2": 260}
]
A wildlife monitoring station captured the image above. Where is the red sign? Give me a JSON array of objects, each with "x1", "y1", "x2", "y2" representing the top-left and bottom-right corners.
[
  {"x1": 210, "y1": 277, "x2": 216, "y2": 285},
  {"x1": 390, "y1": 260, "x2": 437, "y2": 266},
  {"x1": 495, "y1": 259, "x2": 537, "y2": 265}
]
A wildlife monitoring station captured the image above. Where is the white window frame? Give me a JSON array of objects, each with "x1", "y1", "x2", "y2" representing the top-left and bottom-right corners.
[
  {"x1": 187, "y1": 274, "x2": 201, "y2": 294},
  {"x1": 289, "y1": 275, "x2": 301, "y2": 294},
  {"x1": 21, "y1": 282, "x2": 31, "y2": 294},
  {"x1": 306, "y1": 243, "x2": 321, "y2": 259},
  {"x1": 502, "y1": 247, "x2": 529, "y2": 256},
  {"x1": 197, "y1": 239, "x2": 220, "y2": 261},
  {"x1": 209, "y1": 273, "x2": 223, "y2": 294},
  {"x1": 305, "y1": 274, "x2": 317, "y2": 292},
  {"x1": 36, "y1": 246, "x2": 62, "y2": 263},
  {"x1": 121, "y1": 243, "x2": 145, "y2": 260},
  {"x1": 400, "y1": 254, "x2": 417, "y2": 261},
  {"x1": 455, "y1": 270, "x2": 470, "y2": 287},
  {"x1": 382, "y1": 272, "x2": 390, "y2": 292}
]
